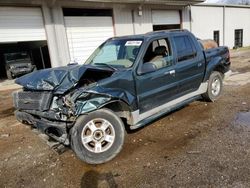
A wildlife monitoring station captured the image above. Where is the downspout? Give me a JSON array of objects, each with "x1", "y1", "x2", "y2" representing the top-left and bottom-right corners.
[
  {"x1": 132, "y1": 9, "x2": 136, "y2": 35},
  {"x1": 223, "y1": 5, "x2": 225, "y2": 46},
  {"x1": 189, "y1": 4, "x2": 192, "y2": 32},
  {"x1": 179, "y1": 9, "x2": 183, "y2": 29}
]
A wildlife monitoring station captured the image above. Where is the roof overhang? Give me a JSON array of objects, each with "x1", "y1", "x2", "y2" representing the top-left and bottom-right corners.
[
  {"x1": 0, "y1": 0, "x2": 204, "y2": 7},
  {"x1": 71, "y1": 0, "x2": 205, "y2": 6},
  {"x1": 195, "y1": 3, "x2": 250, "y2": 8}
]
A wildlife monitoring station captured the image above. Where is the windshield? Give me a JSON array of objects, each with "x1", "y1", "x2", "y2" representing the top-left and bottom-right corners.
[{"x1": 85, "y1": 39, "x2": 143, "y2": 68}]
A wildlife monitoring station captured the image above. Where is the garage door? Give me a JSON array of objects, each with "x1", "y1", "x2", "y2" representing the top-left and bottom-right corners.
[
  {"x1": 152, "y1": 10, "x2": 181, "y2": 31},
  {"x1": 65, "y1": 16, "x2": 114, "y2": 63},
  {"x1": 0, "y1": 7, "x2": 46, "y2": 43}
]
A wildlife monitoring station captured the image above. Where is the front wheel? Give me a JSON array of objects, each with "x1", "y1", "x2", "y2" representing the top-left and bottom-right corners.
[
  {"x1": 202, "y1": 71, "x2": 223, "y2": 102},
  {"x1": 70, "y1": 108, "x2": 125, "y2": 164}
]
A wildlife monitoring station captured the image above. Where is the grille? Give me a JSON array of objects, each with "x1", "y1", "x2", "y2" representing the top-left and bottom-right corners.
[{"x1": 13, "y1": 91, "x2": 53, "y2": 111}]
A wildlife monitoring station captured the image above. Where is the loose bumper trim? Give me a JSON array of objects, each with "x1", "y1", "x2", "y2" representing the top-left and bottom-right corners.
[{"x1": 15, "y1": 110, "x2": 70, "y2": 145}]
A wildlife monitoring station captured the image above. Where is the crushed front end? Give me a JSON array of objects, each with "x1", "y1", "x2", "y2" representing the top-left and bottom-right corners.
[
  {"x1": 12, "y1": 64, "x2": 116, "y2": 146},
  {"x1": 13, "y1": 90, "x2": 72, "y2": 145},
  {"x1": 13, "y1": 87, "x2": 119, "y2": 147}
]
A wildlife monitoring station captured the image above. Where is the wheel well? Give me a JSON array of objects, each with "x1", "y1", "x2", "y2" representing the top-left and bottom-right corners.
[
  {"x1": 214, "y1": 64, "x2": 226, "y2": 76},
  {"x1": 101, "y1": 101, "x2": 132, "y2": 130}
]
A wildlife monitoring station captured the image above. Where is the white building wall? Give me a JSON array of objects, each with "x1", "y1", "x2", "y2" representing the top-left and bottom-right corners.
[
  {"x1": 225, "y1": 7, "x2": 250, "y2": 49},
  {"x1": 189, "y1": 6, "x2": 224, "y2": 46},
  {"x1": 133, "y1": 5, "x2": 153, "y2": 34},
  {"x1": 114, "y1": 5, "x2": 153, "y2": 36},
  {"x1": 182, "y1": 6, "x2": 191, "y2": 31},
  {"x1": 113, "y1": 5, "x2": 134, "y2": 36}
]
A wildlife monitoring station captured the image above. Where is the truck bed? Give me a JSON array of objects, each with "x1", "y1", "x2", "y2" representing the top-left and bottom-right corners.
[{"x1": 204, "y1": 46, "x2": 230, "y2": 64}]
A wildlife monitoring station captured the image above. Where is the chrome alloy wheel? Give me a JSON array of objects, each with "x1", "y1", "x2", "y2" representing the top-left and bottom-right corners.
[
  {"x1": 81, "y1": 118, "x2": 115, "y2": 153},
  {"x1": 211, "y1": 77, "x2": 221, "y2": 96}
]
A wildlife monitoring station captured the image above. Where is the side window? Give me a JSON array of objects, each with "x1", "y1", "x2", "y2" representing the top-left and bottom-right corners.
[
  {"x1": 173, "y1": 36, "x2": 197, "y2": 62},
  {"x1": 143, "y1": 38, "x2": 173, "y2": 70},
  {"x1": 213, "y1": 30, "x2": 220, "y2": 46}
]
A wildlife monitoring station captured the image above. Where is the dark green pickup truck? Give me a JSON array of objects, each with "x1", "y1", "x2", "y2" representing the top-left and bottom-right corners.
[{"x1": 13, "y1": 30, "x2": 230, "y2": 164}]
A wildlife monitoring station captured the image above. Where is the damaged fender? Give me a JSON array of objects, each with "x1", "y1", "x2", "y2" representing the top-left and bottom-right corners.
[{"x1": 72, "y1": 86, "x2": 136, "y2": 116}]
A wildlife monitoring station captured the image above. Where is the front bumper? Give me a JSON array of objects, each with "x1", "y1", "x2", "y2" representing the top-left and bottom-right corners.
[
  {"x1": 11, "y1": 67, "x2": 33, "y2": 76},
  {"x1": 15, "y1": 110, "x2": 70, "y2": 145}
]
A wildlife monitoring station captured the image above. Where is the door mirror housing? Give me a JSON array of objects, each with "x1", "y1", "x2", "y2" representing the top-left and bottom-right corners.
[{"x1": 139, "y1": 62, "x2": 157, "y2": 75}]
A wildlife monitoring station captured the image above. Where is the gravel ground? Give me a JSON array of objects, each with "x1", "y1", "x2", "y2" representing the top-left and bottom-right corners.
[{"x1": 0, "y1": 48, "x2": 250, "y2": 188}]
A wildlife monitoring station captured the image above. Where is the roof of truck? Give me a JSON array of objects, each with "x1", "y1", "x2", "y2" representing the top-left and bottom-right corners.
[{"x1": 111, "y1": 29, "x2": 189, "y2": 40}]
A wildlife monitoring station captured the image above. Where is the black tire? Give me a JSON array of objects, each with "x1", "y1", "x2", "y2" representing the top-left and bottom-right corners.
[
  {"x1": 202, "y1": 71, "x2": 223, "y2": 102},
  {"x1": 70, "y1": 108, "x2": 125, "y2": 164},
  {"x1": 6, "y1": 69, "x2": 13, "y2": 80}
]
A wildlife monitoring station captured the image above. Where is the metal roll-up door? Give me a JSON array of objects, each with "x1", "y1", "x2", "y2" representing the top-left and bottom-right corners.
[
  {"x1": 65, "y1": 16, "x2": 114, "y2": 63},
  {"x1": 152, "y1": 10, "x2": 181, "y2": 31},
  {"x1": 0, "y1": 7, "x2": 46, "y2": 42}
]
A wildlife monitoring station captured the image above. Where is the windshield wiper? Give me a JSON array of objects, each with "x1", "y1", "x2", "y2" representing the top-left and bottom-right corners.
[{"x1": 94, "y1": 63, "x2": 117, "y2": 71}]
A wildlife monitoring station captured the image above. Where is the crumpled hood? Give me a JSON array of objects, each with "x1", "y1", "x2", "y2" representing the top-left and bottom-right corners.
[{"x1": 15, "y1": 64, "x2": 113, "y2": 94}]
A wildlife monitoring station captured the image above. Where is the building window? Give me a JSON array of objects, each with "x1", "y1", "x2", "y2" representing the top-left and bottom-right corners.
[
  {"x1": 235, "y1": 29, "x2": 243, "y2": 48},
  {"x1": 213, "y1": 31, "x2": 220, "y2": 46}
]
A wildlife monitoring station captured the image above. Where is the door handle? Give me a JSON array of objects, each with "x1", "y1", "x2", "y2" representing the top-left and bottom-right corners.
[
  {"x1": 164, "y1": 70, "x2": 175, "y2": 76},
  {"x1": 170, "y1": 70, "x2": 175, "y2": 76},
  {"x1": 198, "y1": 63, "x2": 202, "y2": 67}
]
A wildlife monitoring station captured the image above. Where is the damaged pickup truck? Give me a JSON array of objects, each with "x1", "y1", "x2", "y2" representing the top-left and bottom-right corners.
[{"x1": 13, "y1": 30, "x2": 230, "y2": 164}]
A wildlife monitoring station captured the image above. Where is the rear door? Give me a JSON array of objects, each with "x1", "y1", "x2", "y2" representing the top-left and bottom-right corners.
[
  {"x1": 135, "y1": 37, "x2": 178, "y2": 113},
  {"x1": 172, "y1": 34, "x2": 205, "y2": 96}
]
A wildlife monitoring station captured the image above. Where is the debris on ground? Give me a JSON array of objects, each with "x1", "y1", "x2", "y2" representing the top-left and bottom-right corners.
[{"x1": 0, "y1": 133, "x2": 10, "y2": 138}]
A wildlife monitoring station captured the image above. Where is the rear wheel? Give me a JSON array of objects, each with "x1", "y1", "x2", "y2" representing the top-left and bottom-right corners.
[
  {"x1": 70, "y1": 108, "x2": 125, "y2": 164},
  {"x1": 202, "y1": 71, "x2": 223, "y2": 102}
]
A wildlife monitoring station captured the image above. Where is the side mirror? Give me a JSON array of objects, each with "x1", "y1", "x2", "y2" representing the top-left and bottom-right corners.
[
  {"x1": 68, "y1": 59, "x2": 78, "y2": 66},
  {"x1": 139, "y1": 62, "x2": 157, "y2": 74}
]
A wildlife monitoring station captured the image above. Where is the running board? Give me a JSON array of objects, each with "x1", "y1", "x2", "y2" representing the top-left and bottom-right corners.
[
  {"x1": 130, "y1": 95, "x2": 200, "y2": 130},
  {"x1": 130, "y1": 82, "x2": 208, "y2": 129}
]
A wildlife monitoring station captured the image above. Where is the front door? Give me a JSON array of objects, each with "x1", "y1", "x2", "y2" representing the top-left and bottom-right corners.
[{"x1": 136, "y1": 37, "x2": 178, "y2": 114}]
